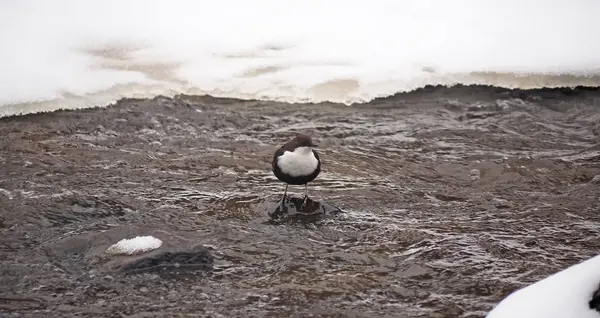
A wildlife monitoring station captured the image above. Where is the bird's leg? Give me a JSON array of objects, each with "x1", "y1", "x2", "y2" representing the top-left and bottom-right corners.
[
  {"x1": 301, "y1": 184, "x2": 309, "y2": 208},
  {"x1": 280, "y1": 184, "x2": 288, "y2": 206}
]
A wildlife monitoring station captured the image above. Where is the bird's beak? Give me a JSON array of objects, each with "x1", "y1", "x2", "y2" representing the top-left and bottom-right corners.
[{"x1": 311, "y1": 143, "x2": 319, "y2": 148}]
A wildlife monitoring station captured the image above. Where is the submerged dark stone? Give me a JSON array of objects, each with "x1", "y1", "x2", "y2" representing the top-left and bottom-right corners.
[
  {"x1": 267, "y1": 196, "x2": 343, "y2": 224},
  {"x1": 117, "y1": 244, "x2": 213, "y2": 275},
  {"x1": 43, "y1": 224, "x2": 214, "y2": 278}
]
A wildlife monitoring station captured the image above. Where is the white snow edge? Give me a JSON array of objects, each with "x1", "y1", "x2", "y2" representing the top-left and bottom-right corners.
[
  {"x1": 105, "y1": 235, "x2": 163, "y2": 255},
  {"x1": 486, "y1": 254, "x2": 600, "y2": 318}
]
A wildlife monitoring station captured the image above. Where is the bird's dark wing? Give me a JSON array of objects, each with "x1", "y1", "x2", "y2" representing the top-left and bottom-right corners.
[
  {"x1": 312, "y1": 149, "x2": 320, "y2": 160},
  {"x1": 312, "y1": 149, "x2": 321, "y2": 169}
]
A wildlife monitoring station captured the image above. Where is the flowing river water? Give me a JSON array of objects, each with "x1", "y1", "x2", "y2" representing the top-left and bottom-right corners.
[{"x1": 1, "y1": 85, "x2": 600, "y2": 317}]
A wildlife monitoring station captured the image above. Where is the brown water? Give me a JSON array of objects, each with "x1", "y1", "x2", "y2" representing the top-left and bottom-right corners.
[{"x1": 1, "y1": 85, "x2": 600, "y2": 317}]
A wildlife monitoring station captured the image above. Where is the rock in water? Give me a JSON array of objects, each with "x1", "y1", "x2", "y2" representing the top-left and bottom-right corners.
[
  {"x1": 117, "y1": 244, "x2": 214, "y2": 275},
  {"x1": 45, "y1": 225, "x2": 214, "y2": 277},
  {"x1": 267, "y1": 196, "x2": 343, "y2": 224}
]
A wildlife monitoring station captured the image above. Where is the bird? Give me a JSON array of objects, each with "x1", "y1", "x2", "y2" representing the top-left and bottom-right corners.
[{"x1": 271, "y1": 134, "x2": 321, "y2": 207}]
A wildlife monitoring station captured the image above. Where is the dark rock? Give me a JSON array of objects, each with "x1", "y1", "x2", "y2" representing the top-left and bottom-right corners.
[
  {"x1": 117, "y1": 244, "x2": 213, "y2": 275},
  {"x1": 589, "y1": 283, "x2": 600, "y2": 312},
  {"x1": 266, "y1": 196, "x2": 343, "y2": 224},
  {"x1": 432, "y1": 193, "x2": 468, "y2": 202},
  {"x1": 44, "y1": 225, "x2": 213, "y2": 276},
  {"x1": 0, "y1": 296, "x2": 46, "y2": 311}
]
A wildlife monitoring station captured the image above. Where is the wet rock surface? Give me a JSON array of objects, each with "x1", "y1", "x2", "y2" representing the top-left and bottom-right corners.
[
  {"x1": 1, "y1": 84, "x2": 600, "y2": 317},
  {"x1": 44, "y1": 225, "x2": 214, "y2": 276},
  {"x1": 267, "y1": 196, "x2": 344, "y2": 224}
]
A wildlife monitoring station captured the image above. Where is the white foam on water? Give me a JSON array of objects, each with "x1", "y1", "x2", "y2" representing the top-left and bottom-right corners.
[
  {"x1": 486, "y1": 254, "x2": 600, "y2": 318},
  {"x1": 105, "y1": 235, "x2": 163, "y2": 255},
  {"x1": 1, "y1": 0, "x2": 600, "y2": 116}
]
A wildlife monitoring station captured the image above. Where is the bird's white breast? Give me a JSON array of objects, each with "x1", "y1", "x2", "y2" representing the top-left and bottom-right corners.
[{"x1": 277, "y1": 147, "x2": 318, "y2": 177}]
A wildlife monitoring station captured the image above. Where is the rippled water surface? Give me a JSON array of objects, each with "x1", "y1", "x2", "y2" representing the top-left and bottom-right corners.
[{"x1": 1, "y1": 86, "x2": 600, "y2": 317}]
